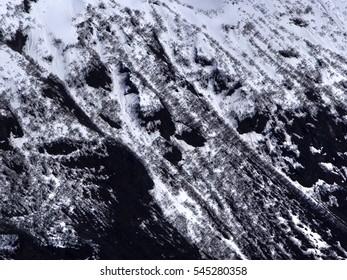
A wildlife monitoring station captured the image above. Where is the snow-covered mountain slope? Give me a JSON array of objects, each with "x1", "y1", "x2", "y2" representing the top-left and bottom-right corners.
[{"x1": 1, "y1": 0, "x2": 347, "y2": 259}]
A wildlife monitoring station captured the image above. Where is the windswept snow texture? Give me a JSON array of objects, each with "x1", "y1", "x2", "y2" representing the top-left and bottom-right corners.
[{"x1": 1, "y1": 0, "x2": 347, "y2": 259}]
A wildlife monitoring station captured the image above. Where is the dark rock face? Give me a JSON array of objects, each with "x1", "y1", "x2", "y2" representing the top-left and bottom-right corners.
[
  {"x1": 59, "y1": 140, "x2": 200, "y2": 259},
  {"x1": 23, "y1": 0, "x2": 37, "y2": 13},
  {"x1": 176, "y1": 128, "x2": 206, "y2": 147},
  {"x1": 85, "y1": 63, "x2": 112, "y2": 91},
  {"x1": 283, "y1": 108, "x2": 347, "y2": 187},
  {"x1": 5, "y1": 29, "x2": 27, "y2": 54},
  {"x1": 212, "y1": 69, "x2": 231, "y2": 94},
  {"x1": 1, "y1": 139, "x2": 201, "y2": 259},
  {"x1": 237, "y1": 113, "x2": 269, "y2": 134},
  {"x1": 39, "y1": 140, "x2": 81, "y2": 155},
  {"x1": 147, "y1": 32, "x2": 176, "y2": 81},
  {"x1": 100, "y1": 114, "x2": 122, "y2": 129},
  {"x1": 237, "y1": 103, "x2": 347, "y2": 222},
  {"x1": 163, "y1": 145, "x2": 182, "y2": 166},
  {"x1": 279, "y1": 49, "x2": 300, "y2": 58},
  {"x1": 139, "y1": 107, "x2": 176, "y2": 140},
  {"x1": 226, "y1": 81, "x2": 242, "y2": 96},
  {"x1": 194, "y1": 51, "x2": 213, "y2": 67},
  {"x1": 42, "y1": 75, "x2": 104, "y2": 135},
  {"x1": 0, "y1": 224, "x2": 94, "y2": 260},
  {"x1": 291, "y1": 17, "x2": 309, "y2": 27},
  {"x1": 0, "y1": 114, "x2": 23, "y2": 150}
]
